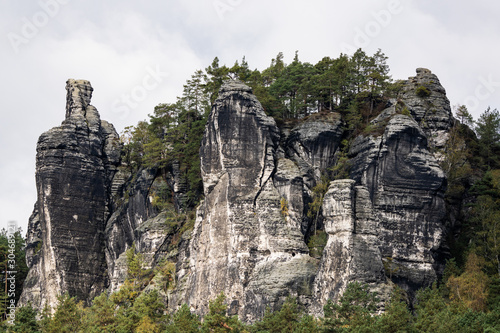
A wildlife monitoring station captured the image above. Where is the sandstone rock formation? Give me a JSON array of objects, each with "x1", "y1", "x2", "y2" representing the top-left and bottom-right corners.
[
  {"x1": 401, "y1": 68, "x2": 454, "y2": 150},
  {"x1": 312, "y1": 180, "x2": 388, "y2": 314},
  {"x1": 286, "y1": 113, "x2": 343, "y2": 183},
  {"x1": 180, "y1": 81, "x2": 317, "y2": 322},
  {"x1": 21, "y1": 69, "x2": 455, "y2": 321},
  {"x1": 349, "y1": 112, "x2": 447, "y2": 294},
  {"x1": 20, "y1": 79, "x2": 121, "y2": 308},
  {"x1": 104, "y1": 167, "x2": 158, "y2": 293}
]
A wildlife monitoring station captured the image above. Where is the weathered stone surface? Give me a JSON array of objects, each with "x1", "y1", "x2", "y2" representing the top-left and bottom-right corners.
[
  {"x1": 105, "y1": 168, "x2": 157, "y2": 292},
  {"x1": 20, "y1": 79, "x2": 121, "y2": 308},
  {"x1": 22, "y1": 70, "x2": 455, "y2": 321},
  {"x1": 312, "y1": 180, "x2": 388, "y2": 315},
  {"x1": 180, "y1": 81, "x2": 317, "y2": 322},
  {"x1": 24, "y1": 204, "x2": 41, "y2": 268},
  {"x1": 19, "y1": 205, "x2": 43, "y2": 305},
  {"x1": 349, "y1": 114, "x2": 446, "y2": 293},
  {"x1": 273, "y1": 158, "x2": 309, "y2": 235},
  {"x1": 286, "y1": 113, "x2": 343, "y2": 184},
  {"x1": 20, "y1": 79, "x2": 187, "y2": 307},
  {"x1": 401, "y1": 68, "x2": 454, "y2": 149},
  {"x1": 135, "y1": 211, "x2": 173, "y2": 268},
  {"x1": 166, "y1": 160, "x2": 189, "y2": 211}
]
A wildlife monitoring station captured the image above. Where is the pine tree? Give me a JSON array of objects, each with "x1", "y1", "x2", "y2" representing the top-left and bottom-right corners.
[
  {"x1": 455, "y1": 104, "x2": 474, "y2": 127},
  {"x1": 181, "y1": 69, "x2": 210, "y2": 114},
  {"x1": 331, "y1": 54, "x2": 352, "y2": 108},
  {"x1": 10, "y1": 303, "x2": 40, "y2": 333},
  {"x1": 475, "y1": 107, "x2": 500, "y2": 169},
  {"x1": 44, "y1": 294, "x2": 83, "y2": 333},
  {"x1": 469, "y1": 170, "x2": 500, "y2": 277},
  {"x1": 314, "y1": 56, "x2": 336, "y2": 111},
  {"x1": 414, "y1": 285, "x2": 458, "y2": 333},
  {"x1": 349, "y1": 49, "x2": 369, "y2": 95},
  {"x1": 201, "y1": 293, "x2": 246, "y2": 333},
  {"x1": 205, "y1": 57, "x2": 230, "y2": 104},
  {"x1": 165, "y1": 304, "x2": 201, "y2": 333},
  {"x1": 365, "y1": 49, "x2": 391, "y2": 114},
  {"x1": 262, "y1": 52, "x2": 285, "y2": 87},
  {"x1": 374, "y1": 288, "x2": 414, "y2": 333},
  {"x1": 446, "y1": 252, "x2": 490, "y2": 311},
  {"x1": 126, "y1": 243, "x2": 145, "y2": 283},
  {"x1": 80, "y1": 293, "x2": 118, "y2": 332},
  {"x1": 322, "y1": 282, "x2": 378, "y2": 331},
  {"x1": 229, "y1": 56, "x2": 252, "y2": 82},
  {"x1": 252, "y1": 297, "x2": 315, "y2": 333}
]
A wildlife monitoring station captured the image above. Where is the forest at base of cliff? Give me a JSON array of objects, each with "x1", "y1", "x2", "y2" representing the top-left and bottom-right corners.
[{"x1": 3, "y1": 49, "x2": 500, "y2": 332}]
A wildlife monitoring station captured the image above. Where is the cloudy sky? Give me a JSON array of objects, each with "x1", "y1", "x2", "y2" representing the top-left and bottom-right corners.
[{"x1": 1, "y1": 0, "x2": 499, "y2": 233}]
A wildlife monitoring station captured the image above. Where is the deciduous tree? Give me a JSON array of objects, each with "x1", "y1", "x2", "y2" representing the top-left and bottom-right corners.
[{"x1": 446, "y1": 252, "x2": 489, "y2": 311}]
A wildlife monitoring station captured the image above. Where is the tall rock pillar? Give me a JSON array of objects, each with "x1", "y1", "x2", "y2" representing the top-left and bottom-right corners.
[
  {"x1": 182, "y1": 81, "x2": 317, "y2": 322},
  {"x1": 20, "y1": 79, "x2": 121, "y2": 309}
]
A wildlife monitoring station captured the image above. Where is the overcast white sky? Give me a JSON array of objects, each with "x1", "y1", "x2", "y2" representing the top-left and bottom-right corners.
[{"x1": 0, "y1": 0, "x2": 499, "y2": 233}]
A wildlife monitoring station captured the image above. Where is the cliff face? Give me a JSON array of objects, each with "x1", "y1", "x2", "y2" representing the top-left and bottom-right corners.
[
  {"x1": 169, "y1": 74, "x2": 450, "y2": 318},
  {"x1": 181, "y1": 81, "x2": 317, "y2": 322},
  {"x1": 349, "y1": 113, "x2": 446, "y2": 294},
  {"x1": 20, "y1": 80, "x2": 121, "y2": 307},
  {"x1": 312, "y1": 180, "x2": 388, "y2": 314},
  {"x1": 401, "y1": 67, "x2": 454, "y2": 150},
  {"x1": 22, "y1": 68, "x2": 454, "y2": 320}
]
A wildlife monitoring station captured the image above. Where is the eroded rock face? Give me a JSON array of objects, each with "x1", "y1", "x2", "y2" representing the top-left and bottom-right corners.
[
  {"x1": 105, "y1": 168, "x2": 158, "y2": 292},
  {"x1": 20, "y1": 79, "x2": 121, "y2": 308},
  {"x1": 182, "y1": 81, "x2": 317, "y2": 322},
  {"x1": 21, "y1": 71, "x2": 453, "y2": 321},
  {"x1": 312, "y1": 180, "x2": 388, "y2": 315},
  {"x1": 286, "y1": 113, "x2": 343, "y2": 183},
  {"x1": 401, "y1": 68, "x2": 454, "y2": 149},
  {"x1": 349, "y1": 114, "x2": 446, "y2": 293},
  {"x1": 281, "y1": 113, "x2": 344, "y2": 235}
]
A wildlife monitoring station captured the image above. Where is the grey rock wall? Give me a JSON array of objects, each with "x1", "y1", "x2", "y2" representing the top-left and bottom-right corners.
[
  {"x1": 401, "y1": 68, "x2": 454, "y2": 150},
  {"x1": 180, "y1": 81, "x2": 317, "y2": 322},
  {"x1": 349, "y1": 113, "x2": 446, "y2": 293},
  {"x1": 312, "y1": 180, "x2": 388, "y2": 315},
  {"x1": 20, "y1": 79, "x2": 121, "y2": 308},
  {"x1": 286, "y1": 113, "x2": 343, "y2": 183},
  {"x1": 105, "y1": 167, "x2": 157, "y2": 292}
]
